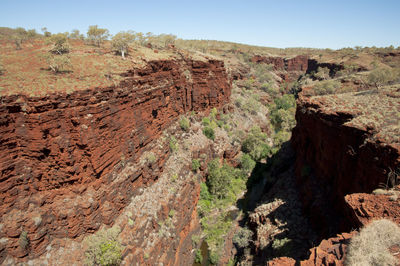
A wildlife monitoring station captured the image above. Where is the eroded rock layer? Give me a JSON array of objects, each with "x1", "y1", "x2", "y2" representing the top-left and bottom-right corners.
[{"x1": 0, "y1": 58, "x2": 231, "y2": 261}]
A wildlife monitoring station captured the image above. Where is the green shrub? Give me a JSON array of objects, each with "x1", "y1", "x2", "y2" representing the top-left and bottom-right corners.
[
  {"x1": 233, "y1": 227, "x2": 253, "y2": 248},
  {"x1": 273, "y1": 94, "x2": 296, "y2": 110},
  {"x1": 210, "y1": 107, "x2": 218, "y2": 120},
  {"x1": 240, "y1": 154, "x2": 256, "y2": 174},
  {"x1": 19, "y1": 231, "x2": 29, "y2": 250},
  {"x1": 242, "y1": 97, "x2": 261, "y2": 115},
  {"x1": 207, "y1": 159, "x2": 232, "y2": 199},
  {"x1": 202, "y1": 117, "x2": 211, "y2": 127},
  {"x1": 270, "y1": 108, "x2": 296, "y2": 132},
  {"x1": 179, "y1": 117, "x2": 190, "y2": 131},
  {"x1": 241, "y1": 126, "x2": 270, "y2": 161},
  {"x1": 84, "y1": 226, "x2": 122, "y2": 266},
  {"x1": 272, "y1": 237, "x2": 292, "y2": 256},
  {"x1": 146, "y1": 152, "x2": 156, "y2": 165},
  {"x1": 261, "y1": 83, "x2": 279, "y2": 97},
  {"x1": 269, "y1": 95, "x2": 296, "y2": 132},
  {"x1": 209, "y1": 250, "x2": 220, "y2": 265},
  {"x1": 203, "y1": 127, "x2": 215, "y2": 141},
  {"x1": 192, "y1": 159, "x2": 201, "y2": 172},
  {"x1": 194, "y1": 249, "x2": 203, "y2": 264},
  {"x1": 169, "y1": 136, "x2": 178, "y2": 152},
  {"x1": 273, "y1": 130, "x2": 291, "y2": 147}
]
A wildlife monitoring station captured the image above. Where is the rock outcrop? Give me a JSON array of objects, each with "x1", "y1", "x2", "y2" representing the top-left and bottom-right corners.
[
  {"x1": 0, "y1": 58, "x2": 231, "y2": 262},
  {"x1": 291, "y1": 89, "x2": 400, "y2": 237},
  {"x1": 251, "y1": 55, "x2": 308, "y2": 71}
]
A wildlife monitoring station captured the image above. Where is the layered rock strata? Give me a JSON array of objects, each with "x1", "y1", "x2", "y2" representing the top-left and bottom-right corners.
[{"x1": 0, "y1": 58, "x2": 231, "y2": 261}]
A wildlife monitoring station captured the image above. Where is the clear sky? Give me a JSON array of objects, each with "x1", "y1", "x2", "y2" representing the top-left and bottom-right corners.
[{"x1": 1, "y1": 0, "x2": 399, "y2": 49}]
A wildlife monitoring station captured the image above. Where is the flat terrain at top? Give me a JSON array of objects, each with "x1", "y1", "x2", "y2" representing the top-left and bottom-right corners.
[
  {"x1": 311, "y1": 85, "x2": 400, "y2": 144},
  {"x1": 0, "y1": 39, "x2": 179, "y2": 96}
]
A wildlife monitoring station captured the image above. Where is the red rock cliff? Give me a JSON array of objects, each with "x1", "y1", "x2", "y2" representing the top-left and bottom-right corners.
[
  {"x1": 0, "y1": 58, "x2": 231, "y2": 261},
  {"x1": 291, "y1": 90, "x2": 400, "y2": 238}
]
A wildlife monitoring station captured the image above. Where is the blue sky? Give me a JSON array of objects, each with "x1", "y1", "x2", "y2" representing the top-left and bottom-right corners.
[{"x1": 1, "y1": 0, "x2": 399, "y2": 49}]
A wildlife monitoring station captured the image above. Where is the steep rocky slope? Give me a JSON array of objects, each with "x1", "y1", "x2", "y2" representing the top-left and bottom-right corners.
[
  {"x1": 292, "y1": 87, "x2": 400, "y2": 237},
  {"x1": 245, "y1": 86, "x2": 399, "y2": 265},
  {"x1": 0, "y1": 57, "x2": 231, "y2": 262}
]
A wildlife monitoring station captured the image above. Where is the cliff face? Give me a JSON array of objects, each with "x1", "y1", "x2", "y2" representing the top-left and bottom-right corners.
[
  {"x1": 0, "y1": 58, "x2": 231, "y2": 261},
  {"x1": 291, "y1": 90, "x2": 400, "y2": 237},
  {"x1": 251, "y1": 55, "x2": 308, "y2": 72}
]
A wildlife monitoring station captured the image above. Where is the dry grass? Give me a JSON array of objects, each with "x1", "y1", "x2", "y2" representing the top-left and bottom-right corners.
[
  {"x1": 346, "y1": 219, "x2": 400, "y2": 266},
  {"x1": 0, "y1": 39, "x2": 181, "y2": 96},
  {"x1": 311, "y1": 85, "x2": 400, "y2": 144}
]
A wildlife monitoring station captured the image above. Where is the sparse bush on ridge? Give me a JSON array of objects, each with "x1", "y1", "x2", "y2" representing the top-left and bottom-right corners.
[
  {"x1": 346, "y1": 219, "x2": 400, "y2": 266},
  {"x1": 111, "y1": 31, "x2": 136, "y2": 59},
  {"x1": 87, "y1": 25, "x2": 110, "y2": 47}
]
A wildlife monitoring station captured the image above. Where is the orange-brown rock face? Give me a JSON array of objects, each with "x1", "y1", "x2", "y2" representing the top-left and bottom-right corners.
[
  {"x1": 300, "y1": 232, "x2": 355, "y2": 266},
  {"x1": 0, "y1": 58, "x2": 231, "y2": 261},
  {"x1": 251, "y1": 55, "x2": 308, "y2": 72},
  {"x1": 345, "y1": 192, "x2": 400, "y2": 226},
  {"x1": 291, "y1": 92, "x2": 400, "y2": 238},
  {"x1": 251, "y1": 55, "x2": 309, "y2": 82}
]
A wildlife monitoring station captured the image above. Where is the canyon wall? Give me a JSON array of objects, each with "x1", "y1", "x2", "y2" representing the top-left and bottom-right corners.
[
  {"x1": 291, "y1": 92, "x2": 400, "y2": 237},
  {"x1": 0, "y1": 58, "x2": 231, "y2": 261},
  {"x1": 251, "y1": 55, "x2": 348, "y2": 81}
]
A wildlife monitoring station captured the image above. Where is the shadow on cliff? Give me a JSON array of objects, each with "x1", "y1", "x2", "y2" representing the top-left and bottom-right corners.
[{"x1": 234, "y1": 141, "x2": 317, "y2": 264}]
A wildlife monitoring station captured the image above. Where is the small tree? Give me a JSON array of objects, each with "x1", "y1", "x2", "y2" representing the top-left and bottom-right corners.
[
  {"x1": 69, "y1": 29, "x2": 84, "y2": 40},
  {"x1": 367, "y1": 67, "x2": 397, "y2": 90},
  {"x1": 12, "y1": 27, "x2": 28, "y2": 50},
  {"x1": 47, "y1": 33, "x2": 70, "y2": 54},
  {"x1": 111, "y1": 31, "x2": 135, "y2": 59},
  {"x1": 87, "y1": 25, "x2": 109, "y2": 47},
  {"x1": 207, "y1": 159, "x2": 230, "y2": 198},
  {"x1": 41, "y1": 27, "x2": 51, "y2": 37}
]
